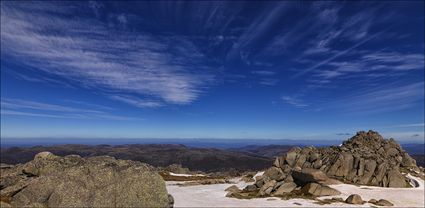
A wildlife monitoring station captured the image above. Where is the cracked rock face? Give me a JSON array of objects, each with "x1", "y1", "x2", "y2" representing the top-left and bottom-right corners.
[{"x1": 0, "y1": 152, "x2": 173, "y2": 208}]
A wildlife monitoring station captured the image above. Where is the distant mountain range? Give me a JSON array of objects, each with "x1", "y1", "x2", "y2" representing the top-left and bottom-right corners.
[
  {"x1": 0, "y1": 144, "x2": 273, "y2": 172},
  {"x1": 1, "y1": 143, "x2": 423, "y2": 171}
]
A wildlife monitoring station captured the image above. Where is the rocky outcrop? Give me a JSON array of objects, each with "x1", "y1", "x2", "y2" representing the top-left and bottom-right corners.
[
  {"x1": 234, "y1": 131, "x2": 423, "y2": 200},
  {"x1": 0, "y1": 152, "x2": 173, "y2": 207},
  {"x1": 235, "y1": 167, "x2": 341, "y2": 198},
  {"x1": 268, "y1": 131, "x2": 422, "y2": 188}
]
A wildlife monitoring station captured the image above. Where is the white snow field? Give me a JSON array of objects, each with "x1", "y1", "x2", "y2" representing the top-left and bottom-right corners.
[{"x1": 166, "y1": 174, "x2": 425, "y2": 207}]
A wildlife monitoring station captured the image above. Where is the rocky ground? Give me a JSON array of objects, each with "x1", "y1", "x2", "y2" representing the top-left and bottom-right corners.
[{"x1": 0, "y1": 152, "x2": 173, "y2": 208}]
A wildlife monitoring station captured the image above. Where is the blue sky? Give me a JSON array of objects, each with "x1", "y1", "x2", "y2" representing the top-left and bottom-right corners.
[{"x1": 1, "y1": 1, "x2": 424, "y2": 142}]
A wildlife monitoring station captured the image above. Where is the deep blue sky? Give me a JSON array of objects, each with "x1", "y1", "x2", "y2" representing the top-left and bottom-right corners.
[{"x1": 1, "y1": 1, "x2": 424, "y2": 142}]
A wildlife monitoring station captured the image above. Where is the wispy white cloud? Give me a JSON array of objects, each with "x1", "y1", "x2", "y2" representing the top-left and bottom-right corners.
[
  {"x1": 281, "y1": 96, "x2": 309, "y2": 108},
  {"x1": 1, "y1": 98, "x2": 103, "y2": 114},
  {"x1": 325, "y1": 82, "x2": 424, "y2": 114},
  {"x1": 109, "y1": 95, "x2": 163, "y2": 108},
  {"x1": 1, "y1": 2, "x2": 214, "y2": 106},
  {"x1": 1, "y1": 109, "x2": 83, "y2": 119},
  {"x1": 293, "y1": 28, "x2": 388, "y2": 78},
  {"x1": 62, "y1": 100, "x2": 115, "y2": 111},
  {"x1": 392, "y1": 123, "x2": 425, "y2": 128},
  {"x1": 1, "y1": 98, "x2": 140, "y2": 121},
  {"x1": 311, "y1": 51, "x2": 424, "y2": 81},
  {"x1": 259, "y1": 79, "x2": 279, "y2": 86}
]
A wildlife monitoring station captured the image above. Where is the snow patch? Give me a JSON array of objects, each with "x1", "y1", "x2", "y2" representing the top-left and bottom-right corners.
[
  {"x1": 253, "y1": 171, "x2": 264, "y2": 179},
  {"x1": 167, "y1": 176, "x2": 425, "y2": 207}
]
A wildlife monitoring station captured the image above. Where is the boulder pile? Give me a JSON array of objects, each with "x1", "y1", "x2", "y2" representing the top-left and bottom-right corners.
[
  {"x1": 0, "y1": 152, "x2": 173, "y2": 208},
  {"x1": 237, "y1": 130, "x2": 423, "y2": 198}
]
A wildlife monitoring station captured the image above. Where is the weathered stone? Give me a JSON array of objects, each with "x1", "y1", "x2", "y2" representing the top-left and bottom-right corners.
[
  {"x1": 283, "y1": 165, "x2": 292, "y2": 173},
  {"x1": 264, "y1": 167, "x2": 285, "y2": 181},
  {"x1": 225, "y1": 185, "x2": 241, "y2": 193},
  {"x1": 331, "y1": 197, "x2": 344, "y2": 202},
  {"x1": 292, "y1": 169, "x2": 328, "y2": 184},
  {"x1": 358, "y1": 158, "x2": 365, "y2": 176},
  {"x1": 345, "y1": 194, "x2": 363, "y2": 204},
  {"x1": 295, "y1": 154, "x2": 307, "y2": 168},
  {"x1": 376, "y1": 199, "x2": 393, "y2": 206},
  {"x1": 273, "y1": 157, "x2": 281, "y2": 168},
  {"x1": 284, "y1": 174, "x2": 293, "y2": 182},
  {"x1": 368, "y1": 199, "x2": 378, "y2": 204},
  {"x1": 0, "y1": 201, "x2": 12, "y2": 208},
  {"x1": 327, "y1": 154, "x2": 342, "y2": 176},
  {"x1": 255, "y1": 179, "x2": 264, "y2": 188},
  {"x1": 272, "y1": 182, "x2": 297, "y2": 196},
  {"x1": 22, "y1": 153, "x2": 83, "y2": 177},
  {"x1": 374, "y1": 162, "x2": 388, "y2": 183},
  {"x1": 243, "y1": 184, "x2": 258, "y2": 192},
  {"x1": 358, "y1": 159, "x2": 377, "y2": 185},
  {"x1": 300, "y1": 183, "x2": 340, "y2": 196},
  {"x1": 401, "y1": 153, "x2": 417, "y2": 167},
  {"x1": 313, "y1": 159, "x2": 322, "y2": 169},
  {"x1": 0, "y1": 178, "x2": 31, "y2": 197},
  {"x1": 286, "y1": 151, "x2": 298, "y2": 167},
  {"x1": 259, "y1": 180, "x2": 276, "y2": 196},
  {"x1": 302, "y1": 161, "x2": 312, "y2": 169},
  {"x1": 309, "y1": 153, "x2": 320, "y2": 162},
  {"x1": 382, "y1": 175, "x2": 389, "y2": 187},
  {"x1": 318, "y1": 186, "x2": 341, "y2": 196},
  {"x1": 387, "y1": 170, "x2": 406, "y2": 188},
  {"x1": 300, "y1": 183, "x2": 320, "y2": 195},
  {"x1": 292, "y1": 168, "x2": 340, "y2": 186},
  {"x1": 5, "y1": 152, "x2": 172, "y2": 208},
  {"x1": 346, "y1": 168, "x2": 357, "y2": 181},
  {"x1": 387, "y1": 148, "x2": 399, "y2": 157},
  {"x1": 273, "y1": 181, "x2": 284, "y2": 189},
  {"x1": 335, "y1": 152, "x2": 353, "y2": 177}
]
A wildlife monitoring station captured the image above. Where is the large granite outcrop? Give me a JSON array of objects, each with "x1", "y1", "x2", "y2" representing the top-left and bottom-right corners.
[
  {"x1": 236, "y1": 131, "x2": 423, "y2": 199},
  {"x1": 0, "y1": 152, "x2": 173, "y2": 207}
]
